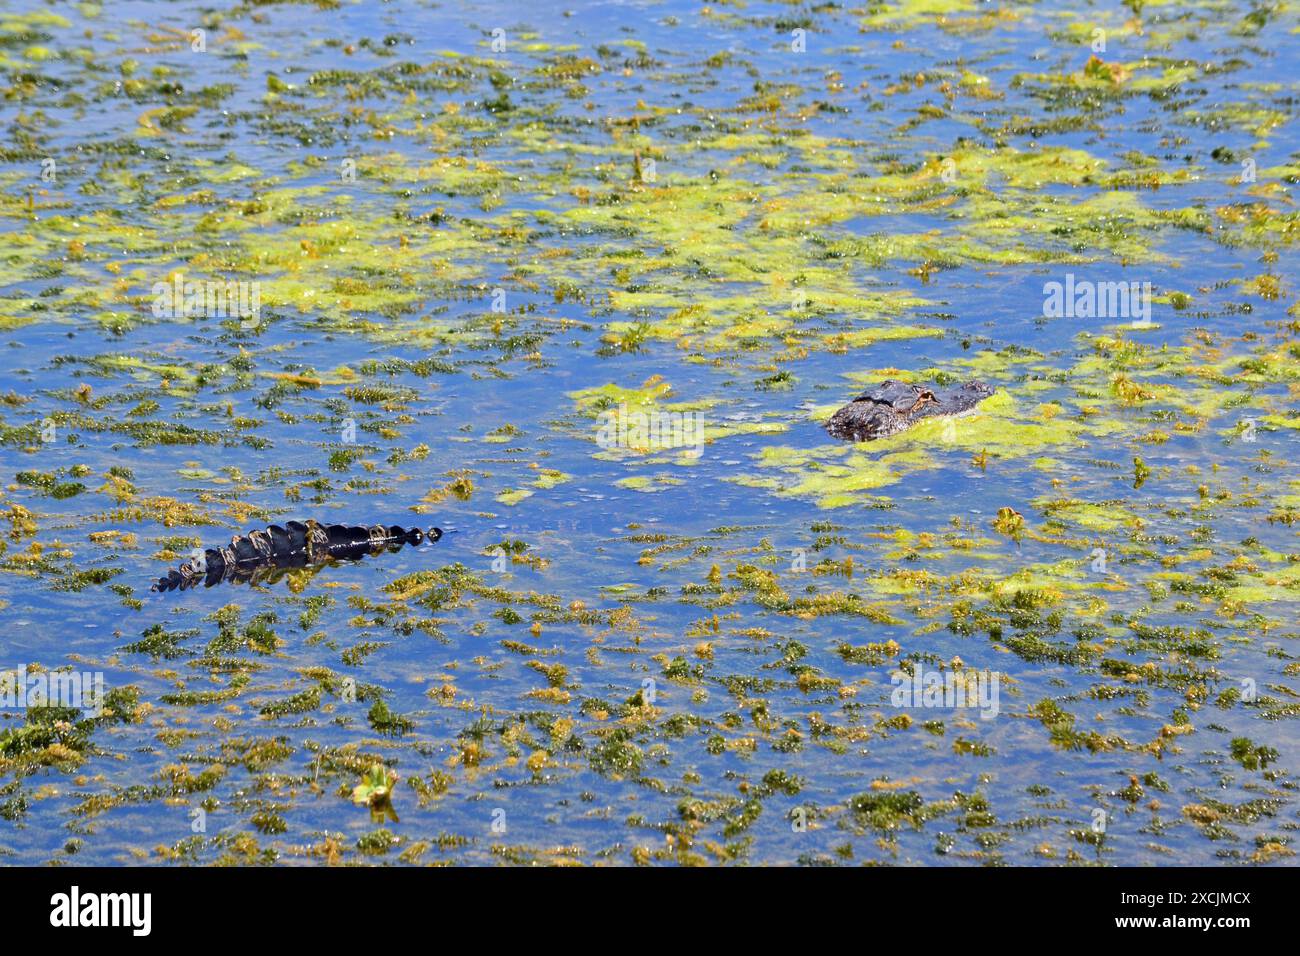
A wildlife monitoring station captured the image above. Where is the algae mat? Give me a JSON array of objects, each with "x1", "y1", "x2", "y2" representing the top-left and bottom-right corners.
[{"x1": 0, "y1": 0, "x2": 1298, "y2": 865}]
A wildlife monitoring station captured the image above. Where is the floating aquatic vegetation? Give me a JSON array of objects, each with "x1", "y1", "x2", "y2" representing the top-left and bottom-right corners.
[
  {"x1": 0, "y1": 0, "x2": 1297, "y2": 870},
  {"x1": 352, "y1": 764, "x2": 400, "y2": 824}
]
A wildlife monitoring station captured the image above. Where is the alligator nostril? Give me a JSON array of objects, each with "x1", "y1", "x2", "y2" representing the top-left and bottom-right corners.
[{"x1": 427, "y1": 527, "x2": 443, "y2": 543}]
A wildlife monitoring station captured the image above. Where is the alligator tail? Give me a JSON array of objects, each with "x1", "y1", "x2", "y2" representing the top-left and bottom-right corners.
[{"x1": 151, "y1": 520, "x2": 442, "y2": 592}]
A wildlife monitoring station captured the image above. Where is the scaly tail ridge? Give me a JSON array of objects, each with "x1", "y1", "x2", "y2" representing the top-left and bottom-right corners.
[{"x1": 152, "y1": 520, "x2": 443, "y2": 592}]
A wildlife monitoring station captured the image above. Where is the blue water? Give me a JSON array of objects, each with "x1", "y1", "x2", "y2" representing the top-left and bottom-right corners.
[{"x1": 1, "y1": 0, "x2": 1298, "y2": 865}]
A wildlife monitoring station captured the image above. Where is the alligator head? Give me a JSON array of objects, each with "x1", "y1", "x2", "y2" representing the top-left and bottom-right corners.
[{"x1": 825, "y1": 379, "x2": 995, "y2": 442}]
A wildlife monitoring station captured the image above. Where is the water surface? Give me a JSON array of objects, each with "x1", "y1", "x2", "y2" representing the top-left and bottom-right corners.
[{"x1": 1, "y1": 0, "x2": 1298, "y2": 865}]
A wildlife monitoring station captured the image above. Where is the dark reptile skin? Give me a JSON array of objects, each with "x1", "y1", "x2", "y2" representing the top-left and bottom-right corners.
[
  {"x1": 151, "y1": 521, "x2": 442, "y2": 592},
  {"x1": 825, "y1": 380, "x2": 996, "y2": 442}
]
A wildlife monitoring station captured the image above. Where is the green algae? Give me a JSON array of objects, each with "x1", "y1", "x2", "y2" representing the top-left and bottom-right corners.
[
  {"x1": 1, "y1": 0, "x2": 1299, "y2": 870},
  {"x1": 740, "y1": 389, "x2": 1090, "y2": 507}
]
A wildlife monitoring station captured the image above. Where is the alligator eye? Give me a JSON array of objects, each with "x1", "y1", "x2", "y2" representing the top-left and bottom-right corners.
[{"x1": 907, "y1": 390, "x2": 938, "y2": 413}]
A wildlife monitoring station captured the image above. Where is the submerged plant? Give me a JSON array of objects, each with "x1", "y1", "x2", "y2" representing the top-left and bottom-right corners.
[{"x1": 352, "y1": 765, "x2": 399, "y2": 824}]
